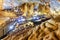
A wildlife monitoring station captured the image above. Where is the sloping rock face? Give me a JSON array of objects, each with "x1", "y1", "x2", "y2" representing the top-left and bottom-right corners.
[
  {"x1": 2, "y1": 18, "x2": 60, "y2": 40},
  {"x1": 0, "y1": 0, "x2": 3, "y2": 10}
]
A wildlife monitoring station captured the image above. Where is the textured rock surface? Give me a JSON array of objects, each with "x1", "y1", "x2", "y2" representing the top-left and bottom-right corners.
[{"x1": 2, "y1": 19, "x2": 60, "y2": 40}]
